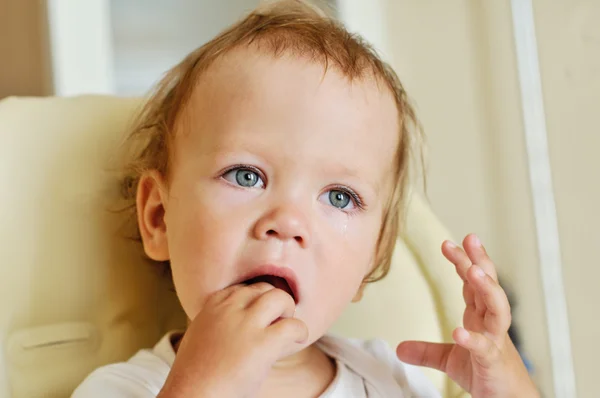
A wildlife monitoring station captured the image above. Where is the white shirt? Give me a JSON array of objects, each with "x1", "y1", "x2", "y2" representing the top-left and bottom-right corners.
[{"x1": 72, "y1": 332, "x2": 440, "y2": 397}]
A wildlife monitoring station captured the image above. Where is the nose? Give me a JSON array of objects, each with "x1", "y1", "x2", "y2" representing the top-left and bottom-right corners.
[{"x1": 253, "y1": 205, "x2": 310, "y2": 247}]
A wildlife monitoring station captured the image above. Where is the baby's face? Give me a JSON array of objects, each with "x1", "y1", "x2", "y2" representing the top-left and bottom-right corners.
[{"x1": 162, "y1": 49, "x2": 399, "y2": 346}]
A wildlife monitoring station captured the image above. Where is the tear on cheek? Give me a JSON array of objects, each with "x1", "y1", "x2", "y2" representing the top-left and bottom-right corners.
[{"x1": 325, "y1": 214, "x2": 351, "y2": 238}]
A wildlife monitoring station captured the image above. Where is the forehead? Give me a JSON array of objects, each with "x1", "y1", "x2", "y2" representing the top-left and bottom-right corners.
[{"x1": 175, "y1": 48, "x2": 400, "y2": 191}]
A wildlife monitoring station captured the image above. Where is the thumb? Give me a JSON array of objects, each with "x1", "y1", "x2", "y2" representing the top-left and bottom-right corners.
[
  {"x1": 396, "y1": 341, "x2": 454, "y2": 372},
  {"x1": 268, "y1": 317, "x2": 309, "y2": 357}
]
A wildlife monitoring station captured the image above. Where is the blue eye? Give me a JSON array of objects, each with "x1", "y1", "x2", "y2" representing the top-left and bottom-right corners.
[
  {"x1": 222, "y1": 167, "x2": 265, "y2": 188},
  {"x1": 319, "y1": 185, "x2": 364, "y2": 211},
  {"x1": 329, "y1": 190, "x2": 351, "y2": 209},
  {"x1": 319, "y1": 187, "x2": 362, "y2": 211}
]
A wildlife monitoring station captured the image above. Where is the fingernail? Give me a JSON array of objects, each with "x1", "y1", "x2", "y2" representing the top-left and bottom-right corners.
[
  {"x1": 447, "y1": 240, "x2": 457, "y2": 248},
  {"x1": 472, "y1": 234, "x2": 482, "y2": 247},
  {"x1": 473, "y1": 265, "x2": 486, "y2": 279}
]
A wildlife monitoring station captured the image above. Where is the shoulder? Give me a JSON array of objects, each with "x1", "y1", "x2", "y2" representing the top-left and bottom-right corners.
[
  {"x1": 320, "y1": 335, "x2": 441, "y2": 398},
  {"x1": 71, "y1": 348, "x2": 171, "y2": 397}
]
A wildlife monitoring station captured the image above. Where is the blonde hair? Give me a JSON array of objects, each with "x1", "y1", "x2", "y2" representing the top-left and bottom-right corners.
[{"x1": 119, "y1": 0, "x2": 422, "y2": 283}]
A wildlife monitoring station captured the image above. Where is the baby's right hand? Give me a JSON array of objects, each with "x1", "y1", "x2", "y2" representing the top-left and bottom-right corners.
[{"x1": 158, "y1": 283, "x2": 308, "y2": 398}]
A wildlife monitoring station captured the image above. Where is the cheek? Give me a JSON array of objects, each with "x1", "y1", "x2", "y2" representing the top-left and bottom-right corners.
[
  {"x1": 300, "y1": 218, "x2": 378, "y2": 341},
  {"x1": 312, "y1": 211, "x2": 381, "y2": 299},
  {"x1": 166, "y1": 181, "x2": 253, "y2": 254},
  {"x1": 165, "y1": 185, "x2": 252, "y2": 317},
  {"x1": 320, "y1": 210, "x2": 381, "y2": 272}
]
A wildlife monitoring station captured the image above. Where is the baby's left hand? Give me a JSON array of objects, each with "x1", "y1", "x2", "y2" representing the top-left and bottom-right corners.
[{"x1": 396, "y1": 234, "x2": 539, "y2": 398}]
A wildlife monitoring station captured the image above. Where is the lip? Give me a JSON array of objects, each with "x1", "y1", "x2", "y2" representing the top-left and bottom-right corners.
[{"x1": 235, "y1": 265, "x2": 300, "y2": 304}]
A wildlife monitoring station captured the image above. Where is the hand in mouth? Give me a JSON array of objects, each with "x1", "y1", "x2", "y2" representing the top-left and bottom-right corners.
[{"x1": 237, "y1": 265, "x2": 300, "y2": 304}]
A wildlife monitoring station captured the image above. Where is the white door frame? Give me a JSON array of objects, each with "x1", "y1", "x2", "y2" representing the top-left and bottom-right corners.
[{"x1": 510, "y1": 1, "x2": 576, "y2": 397}]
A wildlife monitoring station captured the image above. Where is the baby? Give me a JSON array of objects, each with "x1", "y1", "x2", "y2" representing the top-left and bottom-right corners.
[{"x1": 73, "y1": 1, "x2": 538, "y2": 397}]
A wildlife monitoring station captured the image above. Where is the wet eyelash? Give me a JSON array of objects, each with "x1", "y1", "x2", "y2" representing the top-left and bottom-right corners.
[{"x1": 331, "y1": 185, "x2": 366, "y2": 210}]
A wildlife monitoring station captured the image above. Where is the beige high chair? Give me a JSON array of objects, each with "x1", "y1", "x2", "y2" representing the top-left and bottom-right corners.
[{"x1": 0, "y1": 96, "x2": 466, "y2": 398}]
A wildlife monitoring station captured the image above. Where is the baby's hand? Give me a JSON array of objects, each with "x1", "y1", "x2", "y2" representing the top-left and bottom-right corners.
[
  {"x1": 158, "y1": 283, "x2": 308, "y2": 398},
  {"x1": 396, "y1": 234, "x2": 539, "y2": 398}
]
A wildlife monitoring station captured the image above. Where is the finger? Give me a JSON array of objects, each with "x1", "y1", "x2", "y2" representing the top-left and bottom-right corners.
[
  {"x1": 209, "y1": 284, "x2": 247, "y2": 305},
  {"x1": 463, "y1": 234, "x2": 498, "y2": 282},
  {"x1": 267, "y1": 317, "x2": 309, "y2": 347},
  {"x1": 453, "y1": 327, "x2": 499, "y2": 369},
  {"x1": 467, "y1": 265, "x2": 512, "y2": 335},
  {"x1": 396, "y1": 341, "x2": 454, "y2": 372},
  {"x1": 463, "y1": 282, "x2": 476, "y2": 308},
  {"x1": 227, "y1": 282, "x2": 276, "y2": 308},
  {"x1": 453, "y1": 235, "x2": 489, "y2": 312},
  {"x1": 249, "y1": 287, "x2": 296, "y2": 326},
  {"x1": 443, "y1": 240, "x2": 484, "y2": 311},
  {"x1": 442, "y1": 240, "x2": 472, "y2": 282}
]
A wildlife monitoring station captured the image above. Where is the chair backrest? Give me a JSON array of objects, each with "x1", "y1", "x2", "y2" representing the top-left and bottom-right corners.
[{"x1": 0, "y1": 96, "x2": 464, "y2": 397}]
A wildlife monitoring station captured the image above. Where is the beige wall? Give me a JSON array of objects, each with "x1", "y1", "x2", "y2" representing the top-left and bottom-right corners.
[
  {"x1": 383, "y1": 1, "x2": 599, "y2": 397},
  {"x1": 533, "y1": 1, "x2": 600, "y2": 397},
  {"x1": 0, "y1": 0, "x2": 52, "y2": 98}
]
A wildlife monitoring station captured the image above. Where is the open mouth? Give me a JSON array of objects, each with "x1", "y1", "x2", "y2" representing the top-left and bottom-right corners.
[{"x1": 243, "y1": 275, "x2": 296, "y2": 303}]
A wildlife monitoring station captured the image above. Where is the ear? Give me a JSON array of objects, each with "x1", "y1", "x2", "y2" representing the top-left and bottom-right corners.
[
  {"x1": 136, "y1": 170, "x2": 170, "y2": 261},
  {"x1": 351, "y1": 282, "x2": 366, "y2": 303}
]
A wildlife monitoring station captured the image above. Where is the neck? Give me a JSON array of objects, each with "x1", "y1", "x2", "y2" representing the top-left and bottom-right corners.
[
  {"x1": 272, "y1": 343, "x2": 323, "y2": 372},
  {"x1": 173, "y1": 324, "x2": 336, "y2": 396},
  {"x1": 258, "y1": 343, "x2": 336, "y2": 397}
]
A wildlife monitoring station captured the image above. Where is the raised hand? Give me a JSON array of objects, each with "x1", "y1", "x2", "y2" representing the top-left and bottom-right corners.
[{"x1": 396, "y1": 234, "x2": 538, "y2": 398}]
